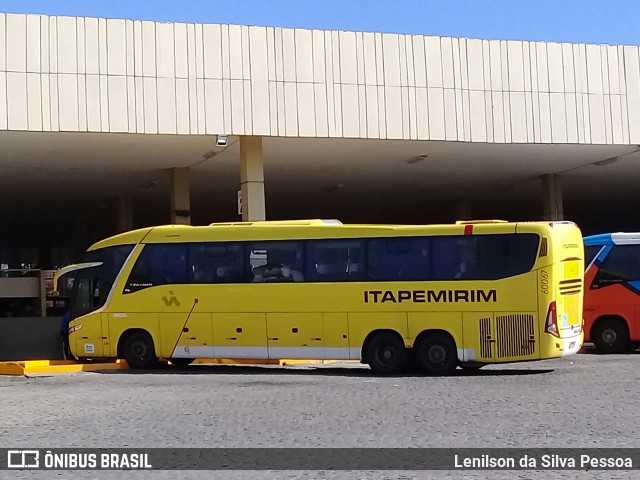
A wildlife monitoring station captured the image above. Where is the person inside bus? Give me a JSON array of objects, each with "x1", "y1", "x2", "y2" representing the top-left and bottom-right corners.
[{"x1": 252, "y1": 248, "x2": 304, "y2": 282}]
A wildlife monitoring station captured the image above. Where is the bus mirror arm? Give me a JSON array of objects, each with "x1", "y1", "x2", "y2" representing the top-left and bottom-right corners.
[{"x1": 171, "y1": 299, "x2": 199, "y2": 356}]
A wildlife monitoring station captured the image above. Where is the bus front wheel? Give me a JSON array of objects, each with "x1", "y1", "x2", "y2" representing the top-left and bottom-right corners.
[
  {"x1": 415, "y1": 333, "x2": 458, "y2": 375},
  {"x1": 122, "y1": 331, "x2": 157, "y2": 369},
  {"x1": 366, "y1": 333, "x2": 408, "y2": 375},
  {"x1": 592, "y1": 318, "x2": 630, "y2": 354}
]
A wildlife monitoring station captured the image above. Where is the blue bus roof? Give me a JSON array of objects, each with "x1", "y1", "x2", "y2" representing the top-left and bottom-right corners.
[{"x1": 584, "y1": 234, "x2": 612, "y2": 246}]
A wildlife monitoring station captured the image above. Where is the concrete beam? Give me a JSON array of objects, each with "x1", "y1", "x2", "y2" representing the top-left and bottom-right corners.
[
  {"x1": 240, "y1": 136, "x2": 266, "y2": 221},
  {"x1": 170, "y1": 167, "x2": 191, "y2": 225}
]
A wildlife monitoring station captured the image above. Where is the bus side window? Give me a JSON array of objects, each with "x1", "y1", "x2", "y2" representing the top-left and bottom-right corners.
[
  {"x1": 431, "y1": 234, "x2": 538, "y2": 280},
  {"x1": 125, "y1": 244, "x2": 187, "y2": 293},
  {"x1": 248, "y1": 242, "x2": 304, "y2": 283},
  {"x1": 308, "y1": 240, "x2": 365, "y2": 282},
  {"x1": 431, "y1": 237, "x2": 461, "y2": 280},
  {"x1": 367, "y1": 238, "x2": 429, "y2": 281},
  {"x1": 189, "y1": 243, "x2": 244, "y2": 283},
  {"x1": 594, "y1": 245, "x2": 640, "y2": 285},
  {"x1": 584, "y1": 245, "x2": 603, "y2": 269}
]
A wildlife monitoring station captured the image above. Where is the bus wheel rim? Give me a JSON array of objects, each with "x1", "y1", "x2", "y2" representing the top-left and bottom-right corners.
[
  {"x1": 602, "y1": 329, "x2": 617, "y2": 345},
  {"x1": 427, "y1": 345, "x2": 447, "y2": 365},
  {"x1": 378, "y1": 346, "x2": 395, "y2": 364},
  {"x1": 132, "y1": 341, "x2": 147, "y2": 358}
]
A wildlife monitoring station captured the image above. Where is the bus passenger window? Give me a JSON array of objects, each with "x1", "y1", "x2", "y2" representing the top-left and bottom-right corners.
[
  {"x1": 308, "y1": 240, "x2": 365, "y2": 282},
  {"x1": 248, "y1": 242, "x2": 304, "y2": 282},
  {"x1": 454, "y1": 239, "x2": 477, "y2": 279},
  {"x1": 431, "y1": 234, "x2": 539, "y2": 280},
  {"x1": 189, "y1": 243, "x2": 244, "y2": 283},
  {"x1": 367, "y1": 238, "x2": 429, "y2": 281}
]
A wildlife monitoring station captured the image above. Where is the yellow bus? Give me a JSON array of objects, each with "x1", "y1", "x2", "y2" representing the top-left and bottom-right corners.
[{"x1": 67, "y1": 219, "x2": 584, "y2": 374}]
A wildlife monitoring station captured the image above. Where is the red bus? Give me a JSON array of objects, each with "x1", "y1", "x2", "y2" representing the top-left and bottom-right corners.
[{"x1": 583, "y1": 233, "x2": 640, "y2": 353}]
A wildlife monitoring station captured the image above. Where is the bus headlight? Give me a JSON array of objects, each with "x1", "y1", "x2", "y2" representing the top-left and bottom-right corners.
[{"x1": 69, "y1": 324, "x2": 83, "y2": 334}]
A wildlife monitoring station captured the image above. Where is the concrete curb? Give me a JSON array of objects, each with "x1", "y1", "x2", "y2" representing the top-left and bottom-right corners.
[
  {"x1": 0, "y1": 360, "x2": 128, "y2": 376},
  {"x1": 0, "y1": 358, "x2": 345, "y2": 376}
]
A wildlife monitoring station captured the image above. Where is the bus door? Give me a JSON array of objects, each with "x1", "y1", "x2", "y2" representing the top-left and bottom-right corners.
[{"x1": 71, "y1": 271, "x2": 104, "y2": 357}]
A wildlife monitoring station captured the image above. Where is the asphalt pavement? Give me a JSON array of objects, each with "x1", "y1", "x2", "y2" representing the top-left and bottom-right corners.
[{"x1": 1, "y1": 347, "x2": 639, "y2": 479}]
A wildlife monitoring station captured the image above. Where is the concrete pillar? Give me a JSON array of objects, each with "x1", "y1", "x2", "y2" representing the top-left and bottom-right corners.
[
  {"x1": 541, "y1": 174, "x2": 563, "y2": 221},
  {"x1": 456, "y1": 199, "x2": 473, "y2": 221},
  {"x1": 240, "y1": 136, "x2": 266, "y2": 221},
  {"x1": 170, "y1": 167, "x2": 191, "y2": 225},
  {"x1": 116, "y1": 196, "x2": 134, "y2": 233}
]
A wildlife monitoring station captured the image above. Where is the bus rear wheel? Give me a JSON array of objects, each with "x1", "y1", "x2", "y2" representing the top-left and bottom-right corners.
[
  {"x1": 592, "y1": 318, "x2": 630, "y2": 354},
  {"x1": 122, "y1": 331, "x2": 157, "y2": 369},
  {"x1": 366, "y1": 333, "x2": 408, "y2": 375},
  {"x1": 415, "y1": 333, "x2": 458, "y2": 375}
]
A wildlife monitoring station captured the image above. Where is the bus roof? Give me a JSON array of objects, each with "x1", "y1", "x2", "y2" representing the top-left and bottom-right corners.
[
  {"x1": 209, "y1": 219, "x2": 343, "y2": 226},
  {"x1": 88, "y1": 227, "x2": 153, "y2": 251},
  {"x1": 86, "y1": 219, "x2": 576, "y2": 251},
  {"x1": 585, "y1": 232, "x2": 640, "y2": 246}
]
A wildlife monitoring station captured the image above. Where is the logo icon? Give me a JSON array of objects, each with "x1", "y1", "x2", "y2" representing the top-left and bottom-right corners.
[
  {"x1": 161, "y1": 291, "x2": 181, "y2": 307},
  {"x1": 7, "y1": 450, "x2": 40, "y2": 469}
]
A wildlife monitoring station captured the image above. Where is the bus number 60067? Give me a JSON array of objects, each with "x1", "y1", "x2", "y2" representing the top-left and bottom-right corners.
[{"x1": 541, "y1": 270, "x2": 549, "y2": 295}]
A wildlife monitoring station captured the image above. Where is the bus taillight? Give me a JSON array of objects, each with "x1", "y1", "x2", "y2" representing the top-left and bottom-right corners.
[{"x1": 545, "y1": 301, "x2": 559, "y2": 337}]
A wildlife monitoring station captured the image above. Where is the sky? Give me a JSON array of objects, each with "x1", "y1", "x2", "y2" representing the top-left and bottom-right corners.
[{"x1": 0, "y1": 0, "x2": 639, "y2": 46}]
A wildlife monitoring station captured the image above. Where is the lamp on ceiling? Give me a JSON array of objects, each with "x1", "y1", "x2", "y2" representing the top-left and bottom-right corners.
[
  {"x1": 406, "y1": 154, "x2": 428, "y2": 164},
  {"x1": 216, "y1": 135, "x2": 229, "y2": 147},
  {"x1": 594, "y1": 157, "x2": 617, "y2": 167}
]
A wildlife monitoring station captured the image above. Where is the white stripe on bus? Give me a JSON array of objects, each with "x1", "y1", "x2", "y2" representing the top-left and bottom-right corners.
[{"x1": 169, "y1": 346, "x2": 475, "y2": 362}]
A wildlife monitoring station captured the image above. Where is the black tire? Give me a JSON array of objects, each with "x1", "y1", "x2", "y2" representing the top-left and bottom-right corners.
[
  {"x1": 122, "y1": 331, "x2": 157, "y2": 369},
  {"x1": 171, "y1": 358, "x2": 195, "y2": 368},
  {"x1": 415, "y1": 333, "x2": 458, "y2": 375},
  {"x1": 592, "y1": 318, "x2": 630, "y2": 354},
  {"x1": 366, "y1": 333, "x2": 408, "y2": 374}
]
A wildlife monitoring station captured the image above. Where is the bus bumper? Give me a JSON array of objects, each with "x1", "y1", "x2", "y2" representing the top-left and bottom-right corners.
[{"x1": 560, "y1": 333, "x2": 583, "y2": 357}]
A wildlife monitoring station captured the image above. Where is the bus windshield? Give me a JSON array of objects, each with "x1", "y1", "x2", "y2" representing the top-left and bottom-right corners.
[{"x1": 71, "y1": 245, "x2": 134, "y2": 319}]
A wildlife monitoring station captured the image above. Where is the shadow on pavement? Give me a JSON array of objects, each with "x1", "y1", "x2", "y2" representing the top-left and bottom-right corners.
[
  {"x1": 578, "y1": 344, "x2": 640, "y2": 355},
  {"x1": 94, "y1": 363, "x2": 555, "y2": 378}
]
